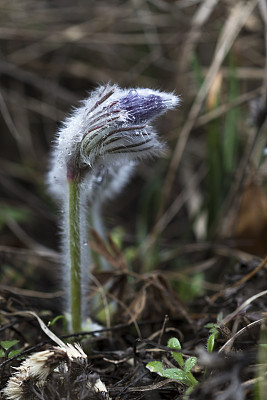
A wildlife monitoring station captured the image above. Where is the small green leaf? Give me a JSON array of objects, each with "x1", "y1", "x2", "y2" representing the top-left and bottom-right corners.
[
  {"x1": 185, "y1": 386, "x2": 194, "y2": 395},
  {"x1": 0, "y1": 340, "x2": 19, "y2": 351},
  {"x1": 187, "y1": 371, "x2": 198, "y2": 387},
  {"x1": 184, "y1": 357, "x2": 197, "y2": 373},
  {"x1": 205, "y1": 323, "x2": 220, "y2": 338},
  {"x1": 8, "y1": 349, "x2": 22, "y2": 358},
  {"x1": 110, "y1": 226, "x2": 125, "y2": 249},
  {"x1": 217, "y1": 312, "x2": 223, "y2": 322},
  {"x1": 161, "y1": 368, "x2": 188, "y2": 382},
  {"x1": 204, "y1": 322, "x2": 218, "y2": 330},
  {"x1": 172, "y1": 351, "x2": 184, "y2": 367},
  {"x1": 0, "y1": 349, "x2": 5, "y2": 358},
  {"x1": 146, "y1": 361, "x2": 164, "y2": 375},
  {"x1": 168, "y1": 338, "x2": 184, "y2": 367},
  {"x1": 167, "y1": 337, "x2": 181, "y2": 350},
  {"x1": 211, "y1": 328, "x2": 219, "y2": 336},
  {"x1": 207, "y1": 333, "x2": 216, "y2": 353}
]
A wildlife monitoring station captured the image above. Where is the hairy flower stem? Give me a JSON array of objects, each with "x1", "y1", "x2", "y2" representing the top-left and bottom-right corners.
[{"x1": 68, "y1": 179, "x2": 82, "y2": 332}]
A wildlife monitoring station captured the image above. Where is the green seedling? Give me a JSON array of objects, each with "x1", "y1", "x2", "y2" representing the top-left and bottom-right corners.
[
  {"x1": 205, "y1": 322, "x2": 220, "y2": 353},
  {"x1": 0, "y1": 340, "x2": 21, "y2": 359},
  {"x1": 48, "y1": 315, "x2": 67, "y2": 335},
  {"x1": 146, "y1": 337, "x2": 198, "y2": 396}
]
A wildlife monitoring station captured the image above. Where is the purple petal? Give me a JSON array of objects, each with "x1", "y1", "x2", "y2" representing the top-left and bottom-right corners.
[{"x1": 119, "y1": 90, "x2": 165, "y2": 123}]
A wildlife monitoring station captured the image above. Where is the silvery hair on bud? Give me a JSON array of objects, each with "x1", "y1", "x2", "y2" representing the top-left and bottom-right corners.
[{"x1": 47, "y1": 83, "x2": 179, "y2": 200}]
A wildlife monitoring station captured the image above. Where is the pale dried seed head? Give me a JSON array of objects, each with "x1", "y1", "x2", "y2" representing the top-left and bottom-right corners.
[{"x1": 3, "y1": 343, "x2": 88, "y2": 400}]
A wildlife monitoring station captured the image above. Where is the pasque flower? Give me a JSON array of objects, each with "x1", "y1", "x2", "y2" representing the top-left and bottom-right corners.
[{"x1": 47, "y1": 83, "x2": 179, "y2": 332}]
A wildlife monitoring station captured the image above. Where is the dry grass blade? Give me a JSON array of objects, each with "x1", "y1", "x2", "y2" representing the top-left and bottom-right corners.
[
  {"x1": 231, "y1": 255, "x2": 267, "y2": 288},
  {"x1": 0, "y1": 284, "x2": 62, "y2": 299},
  {"x1": 160, "y1": 0, "x2": 258, "y2": 218},
  {"x1": 219, "y1": 318, "x2": 266, "y2": 354},
  {"x1": 89, "y1": 229, "x2": 127, "y2": 271},
  {"x1": 8, "y1": 21, "x2": 95, "y2": 66},
  {"x1": 140, "y1": 163, "x2": 206, "y2": 253},
  {"x1": 0, "y1": 59, "x2": 77, "y2": 103},
  {"x1": 0, "y1": 91, "x2": 20, "y2": 141},
  {"x1": 222, "y1": 289, "x2": 267, "y2": 325},
  {"x1": 126, "y1": 379, "x2": 182, "y2": 392},
  {"x1": 258, "y1": 0, "x2": 267, "y2": 105},
  {"x1": 2, "y1": 310, "x2": 67, "y2": 348},
  {"x1": 196, "y1": 86, "x2": 263, "y2": 127},
  {"x1": 106, "y1": 291, "x2": 142, "y2": 339},
  {"x1": 179, "y1": 0, "x2": 219, "y2": 73},
  {"x1": 209, "y1": 256, "x2": 267, "y2": 302}
]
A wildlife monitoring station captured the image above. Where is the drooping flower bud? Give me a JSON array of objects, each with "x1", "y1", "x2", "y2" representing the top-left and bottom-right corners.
[
  {"x1": 79, "y1": 85, "x2": 178, "y2": 169},
  {"x1": 48, "y1": 83, "x2": 179, "y2": 196}
]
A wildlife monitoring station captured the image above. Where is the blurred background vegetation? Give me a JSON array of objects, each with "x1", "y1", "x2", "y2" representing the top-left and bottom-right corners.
[{"x1": 0, "y1": 0, "x2": 267, "y2": 301}]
